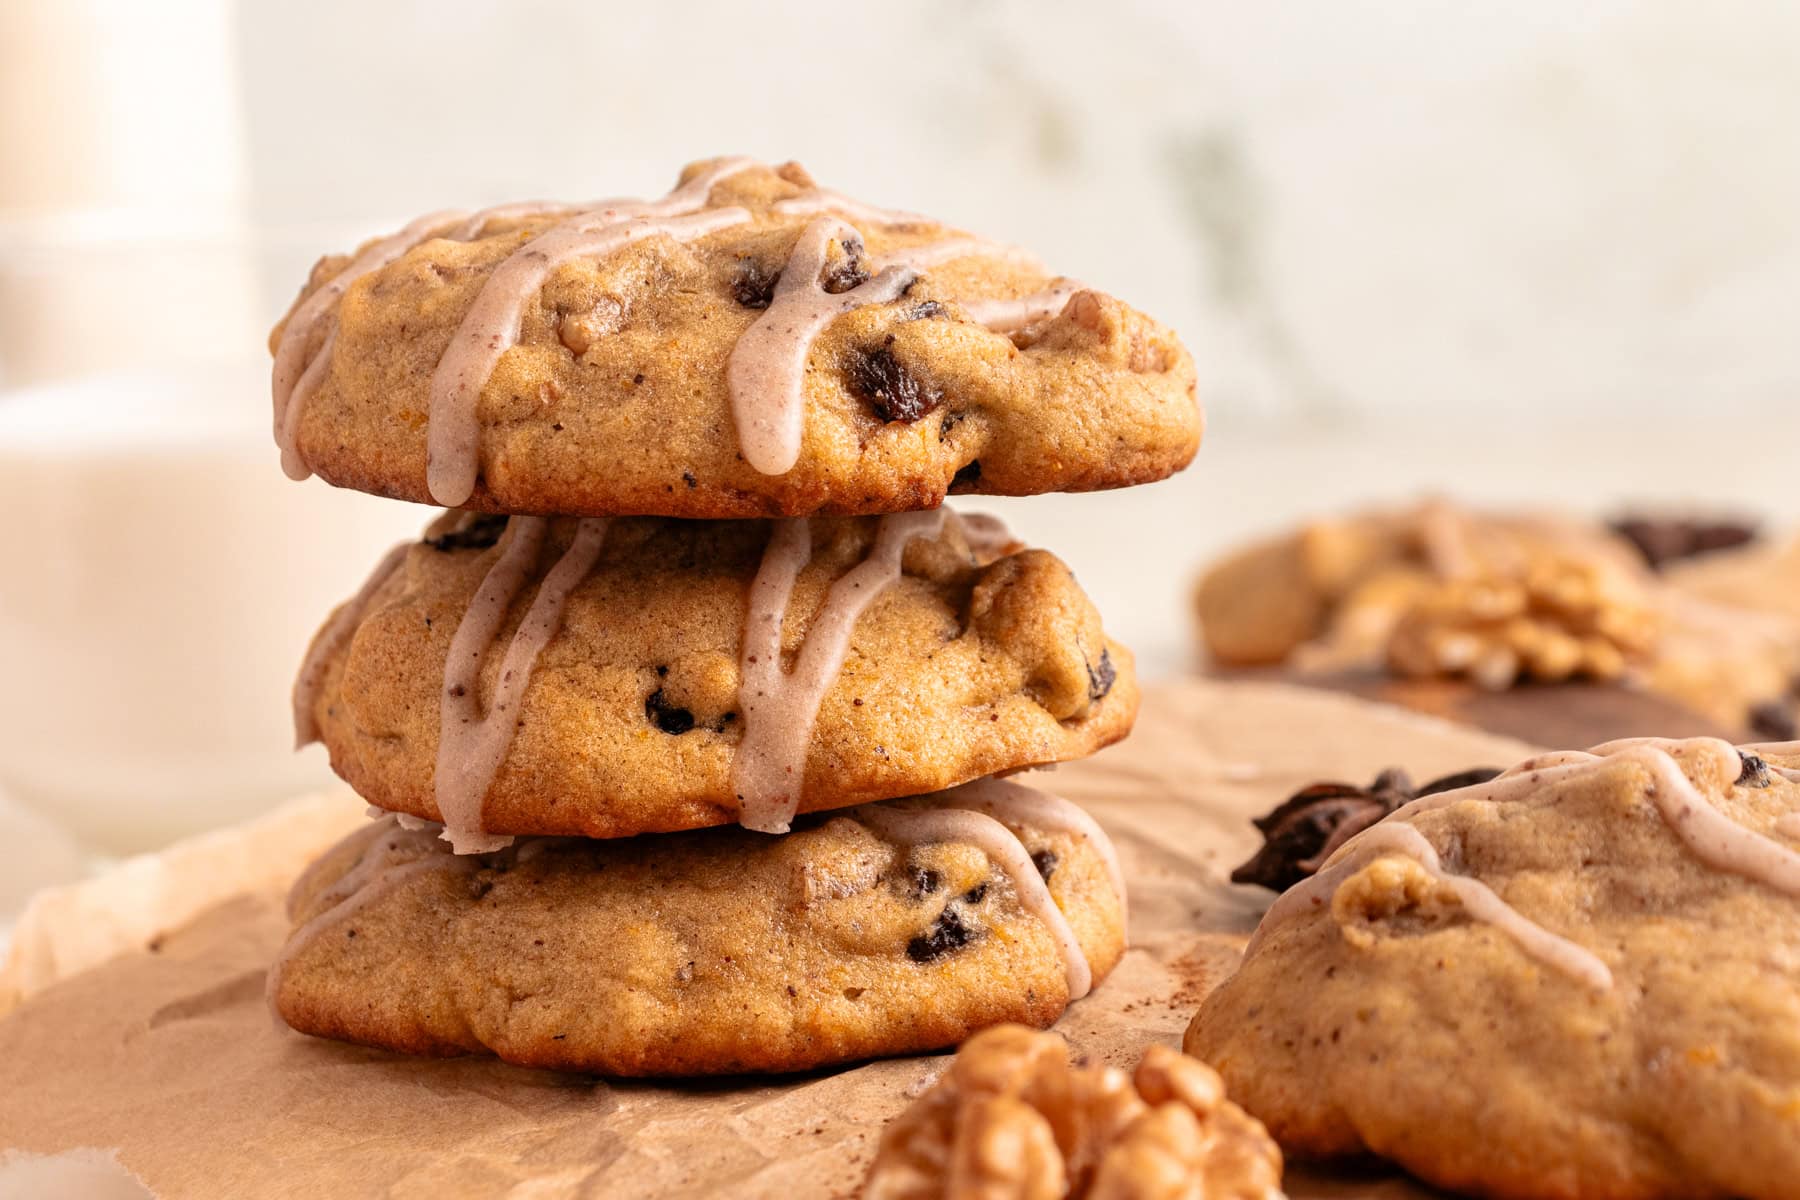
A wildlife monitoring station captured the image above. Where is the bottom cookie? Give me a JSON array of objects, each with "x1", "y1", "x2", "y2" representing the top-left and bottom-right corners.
[{"x1": 270, "y1": 780, "x2": 1126, "y2": 1076}]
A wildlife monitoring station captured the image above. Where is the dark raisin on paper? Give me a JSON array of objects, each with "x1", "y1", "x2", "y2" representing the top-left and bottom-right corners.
[
  {"x1": 426, "y1": 514, "x2": 509, "y2": 552},
  {"x1": 849, "y1": 347, "x2": 942, "y2": 424},
  {"x1": 1231, "y1": 765, "x2": 1502, "y2": 893},
  {"x1": 1609, "y1": 514, "x2": 1759, "y2": 570}
]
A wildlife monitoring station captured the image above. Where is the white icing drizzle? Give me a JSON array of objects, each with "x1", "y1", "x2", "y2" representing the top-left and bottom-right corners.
[
  {"x1": 1250, "y1": 821, "x2": 1613, "y2": 991},
  {"x1": 954, "y1": 511, "x2": 1019, "y2": 559},
  {"x1": 271, "y1": 209, "x2": 469, "y2": 481},
  {"x1": 943, "y1": 777, "x2": 1129, "y2": 925},
  {"x1": 291, "y1": 541, "x2": 411, "y2": 749},
  {"x1": 426, "y1": 205, "x2": 751, "y2": 505},
  {"x1": 856, "y1": 802, "x2": 1095, "y2": 1000},
  {"x1": 733, "y1": 509, "x2": 950, "y2": 833},
  {"x1": 435, "y1": 517, "x2": 610, "y2": 853},
  {"x1": 773, "y1": 188, "x2": 934, "y2": 228},
  {"x1": 727, "y1": 216, "x2": 920, "y2": 475},
  {"x1": 1250, "y1": 736, "x2": 1800, "y2": 989},
  {"x1": 727, "y1": 220, "x2": 1045, "y2": 477},
  {"x1": 959, "y1": 281, "x2": 1084, "y2": 332}
]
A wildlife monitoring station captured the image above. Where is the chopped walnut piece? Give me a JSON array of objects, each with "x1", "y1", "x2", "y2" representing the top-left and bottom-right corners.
[
  {"x1": 862, "y1": 1026, "x2": 1285, "y2": 1200},
  {"x1": 1386, "y1": 556, "x2": 1660, "y2": 690}
]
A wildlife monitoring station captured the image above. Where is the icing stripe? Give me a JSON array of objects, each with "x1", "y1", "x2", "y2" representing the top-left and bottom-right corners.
[
  {"x1": 733, "y1": 510, "x2": 949, "y2": 832},
  {"x1": 426, "y1": 206, "x2": 751, "y2": 506},
  {"x1": 728, "y1": 217, "x2": 919, "y2": 476},
  {"x1": 435, "y1": 518, "x2": 609, "y2": 853},
  {"x1": 857, "y1": 803, "x2": 1095, "y2": 1000},
  {"x1": 271, "y1": 209, "x2": 468, "y2": 480},
  {"x1": 772, "y1": 189, "x2": 934, "y2": 228},
  {"x1": 944, "y1": 777, "x2": 1129, "y2": 925},
  {"x1": 292, "y1": 541, "x2": 410, "y2": 749},
  {"x1": 1251, "y1": 736, "x2": 1800, "y2": 989},
  {"x1": 960, "y1": 282, "x2": 1084, "y2": 333}
]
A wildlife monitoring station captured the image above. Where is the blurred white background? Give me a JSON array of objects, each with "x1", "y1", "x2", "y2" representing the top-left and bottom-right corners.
[{"x1": 2, "y1": 0, "x2": 1798, "y2": 865}]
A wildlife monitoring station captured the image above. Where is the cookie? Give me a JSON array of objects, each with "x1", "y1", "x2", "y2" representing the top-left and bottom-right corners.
[
  {"x1": 270, "y1": 780, "x2": 1127, "y2": 1076},
  {"x1": 863, "y1": 1024, "x2": 1285, "y2": 1200},
  {"x1": 1194, "y1": 501, "x2": 1800, "y2": 736},
  {"x1": 269, "y1": 157, "x2": 1199, "y2": 518},
  {"x1": 1185, "y1": 737, "x2": 1800, "y2": 1200},
  {"x1": 297, "y1": 508, "x2": 1135, "y2": 848}
]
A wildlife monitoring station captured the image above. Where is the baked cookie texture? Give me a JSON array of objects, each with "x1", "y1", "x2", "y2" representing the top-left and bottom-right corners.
[
  {"x1": 304, "y1": 511, "x2": 1135, "y2": 839},
  {"x1": 1193, "y1": 501, "x2": 1800, "y2": 735},
  {"x1": 270, "y1": 158, "x2": 1200, "y2": 517},
  {"x1": 271, "y1": 800, "x2": 1126, "y2": 1076},
  {"x1": 864, "y1": 1024, "x2": 1285, "y2": 1200},
  {"x1": 1185, "y1": 738, "x2": 1800, "y2": 1200}
]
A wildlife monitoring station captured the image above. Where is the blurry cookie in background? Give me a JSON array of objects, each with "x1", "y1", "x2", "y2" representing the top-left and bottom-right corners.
[
  {"x1": 1192, "y1": 500, "x2": 1800, "y2": 742},
  {"x1": 1187, "y1": 737, "x2": 1800, "y2": 1200}
]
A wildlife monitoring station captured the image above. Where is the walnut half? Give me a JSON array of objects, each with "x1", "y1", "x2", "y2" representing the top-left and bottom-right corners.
[{"x1": 863, "y1": 1025, "x2": 1285, "y2": 1200}]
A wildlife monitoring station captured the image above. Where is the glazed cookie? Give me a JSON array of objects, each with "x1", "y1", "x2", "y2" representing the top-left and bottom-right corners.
[
  {"x1": 1186, "y1": 737, "x2": 1800, "y2": 1200},
  {"x1": 271, "y1": 781, "x2": 1127, "y2": 1076},
  {"x1": 298, "y1": 509, "x2": 1135, "y2": 847},
  {"x1": 1194, "y1": 500, "x2": 1800, "y2": 735},
  {"x1": 863, "y1": 1024, "x2": 1285, "y2": 1200},
  {"x1": 269, "y1": 157, "x2": 1199, "y2": 518}
]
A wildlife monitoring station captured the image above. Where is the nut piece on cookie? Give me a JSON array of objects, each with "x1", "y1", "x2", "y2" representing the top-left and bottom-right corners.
[
  {"x1": 1187, "y1": 737, "x2": 1800, "y2": 1200},
  {"x1": 863, "y1": 1025, "x2": 1284, "y2": 1200}
]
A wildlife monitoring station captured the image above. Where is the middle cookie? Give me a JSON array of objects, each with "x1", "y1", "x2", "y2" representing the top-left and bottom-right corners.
[{"x1": 299, "y1": 509, "x2": 1135, "y2": 844}]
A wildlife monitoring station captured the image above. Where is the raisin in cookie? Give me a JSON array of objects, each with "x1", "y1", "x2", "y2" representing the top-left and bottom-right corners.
[
  {"x1": 271, "y1": 782, "x2": 1126, "y2": 1076},
  {"x1": 1185, "y1": 737, "x2": 1800, "y2": 1200},
  {"x1": 299, "y1": 509, "x2": 1135, "y2": 844},
  {"x1": 270, "y1": 157, "x2": 1199, "y2": 518},
  {"x1": 863, "y1": 1024, "x2": 1284, "y2": 1200}
]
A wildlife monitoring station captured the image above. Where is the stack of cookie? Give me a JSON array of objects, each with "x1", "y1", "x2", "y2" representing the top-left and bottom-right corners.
[{"x1": 263, "y1": 159, "x2": 1201, "y2": 1075}]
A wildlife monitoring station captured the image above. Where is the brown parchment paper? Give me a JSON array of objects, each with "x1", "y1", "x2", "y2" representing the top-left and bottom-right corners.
[{"x1": 0, "y1": 679, "x2": 1539, "y2": 1199}]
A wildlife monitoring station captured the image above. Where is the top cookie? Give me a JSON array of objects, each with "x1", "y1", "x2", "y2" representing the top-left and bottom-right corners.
[{"x1": 269, "y1": 157, "x2": 1200, "y2": 517}]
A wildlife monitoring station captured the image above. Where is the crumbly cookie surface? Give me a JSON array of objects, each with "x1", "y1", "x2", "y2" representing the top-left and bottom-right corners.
[
  {"x1": 1194, "y1": 501, "x2": 1800, "y2": 735},
  {"x1": 270, "y1": 158, "x2": 1199, "y2": 517},
  {"x1": 863, "y1": 1024, "x2": 1284, "y2": 1200},
  {"x1": 1185, "y1": 738, "x2": 1800, "y2": 1200},
  {"x1": 272, "y1": 798, "x2": 1126, "y2": 1076},
  {"x1": 304, "y1": 511, "x2": 1135, "y2": 838}
]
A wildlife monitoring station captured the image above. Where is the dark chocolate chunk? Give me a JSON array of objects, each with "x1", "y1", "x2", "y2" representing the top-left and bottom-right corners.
[
  {"x1": 731, "y1": 260, "x2": 779, "y2": 309},
  {"x1": 1086, "y1": 650, "x2": 1117, "y2": 703},
  {"x1": 1416, "y1": 766, "x2": 1503, "y2": 798},
  {"x1": 1750, "y1": 700, "x2": 1798, "y2": 742},
  {"x1": 907, "y1": 906, "x2": 976, "y2": 962},
  {"x1": 425, "y1": 514, "x2": 509, "y2": 553},
  {"x1": 1230, "y1": 766, "x2": 1499, "y2": 893},
  {"x1": 1031, "y1": 849, "x2": 1059, "y2": 880},
  {"x1": 962, "y1": 882, "x2": 989, "y2": 905},
  {"x1": 1609, "y1": 514, "x2": 1759, "y2": 570},
  {"x1": 908, "y1": 866, "x2": 943, "y2": 897},
  {"x1": 849, "y1": 347, "x2": 942, "y2": 424},
  {"x1": 1736, "y1": 752, "x2": 1773, "y2": 789},
  {"x1": 644, "y1": 689, "x2": 696, "y2": 735},
  {"x1": 907, "y1": 299, "x2": 947, "y2": 321}
]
